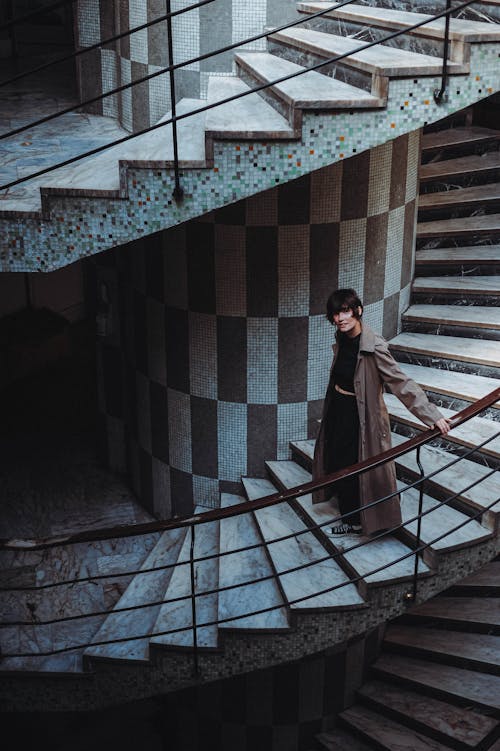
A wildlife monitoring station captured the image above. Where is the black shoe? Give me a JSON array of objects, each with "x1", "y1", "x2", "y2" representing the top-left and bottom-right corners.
[{"x1": 330, "y1": 523, "x2": 362, "y2": 535}]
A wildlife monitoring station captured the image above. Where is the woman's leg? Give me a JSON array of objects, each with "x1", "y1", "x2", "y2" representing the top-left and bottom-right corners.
[{"x1": 324, "y1": 391, "x2": 360, "y2": 526}]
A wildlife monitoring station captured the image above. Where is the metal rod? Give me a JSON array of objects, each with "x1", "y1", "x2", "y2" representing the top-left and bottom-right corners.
[
  {"x1": 166, "y1": 0, "x2": 183, "y2": 201},
  {"x1": 411, "y1": 445, "x2": 426, "y2": 602},
  {"x1": 434, "y1": 0, "x2": 453, "y2": 103},
  {"x1": 189, "y1": 524, "x2": 199, "y2": 677}
]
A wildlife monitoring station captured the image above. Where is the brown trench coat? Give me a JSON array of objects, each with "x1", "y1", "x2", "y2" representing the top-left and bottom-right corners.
[{"x1": 312, "y1": 323, "x2": 444, "y2": 535}]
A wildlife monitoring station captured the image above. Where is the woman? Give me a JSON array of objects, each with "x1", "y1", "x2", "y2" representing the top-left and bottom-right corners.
[{"x1": 312, "y1": 288, "x2": 450, "y2": 536}]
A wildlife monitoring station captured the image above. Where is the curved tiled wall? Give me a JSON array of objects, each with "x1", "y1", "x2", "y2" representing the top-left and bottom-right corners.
[
  {"x1": 96, "y1": 131, "x2": 419, "y2": 516},
  {"x1": 75, "y1": 0, "x2": 299, "y2": 131}
]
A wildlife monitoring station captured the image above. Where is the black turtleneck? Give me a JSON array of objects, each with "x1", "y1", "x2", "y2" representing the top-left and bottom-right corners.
[{"x1": 333, "y1": 333, "x2": 360, "y2": 392}]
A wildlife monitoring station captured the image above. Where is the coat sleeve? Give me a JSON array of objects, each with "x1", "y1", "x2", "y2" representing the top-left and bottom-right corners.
[{"x1": 373, "y1": 338, "x2": 444, "y2": 427}]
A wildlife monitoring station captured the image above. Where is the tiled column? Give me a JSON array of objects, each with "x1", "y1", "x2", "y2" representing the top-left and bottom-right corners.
[{"x1": 96, "y1": 131, "x2": 420, "y2": 517}]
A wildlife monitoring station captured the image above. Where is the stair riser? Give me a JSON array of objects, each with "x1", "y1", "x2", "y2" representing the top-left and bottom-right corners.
[
  {"x1": 300, "y1": 15, "x2": 445, "y2": 60},
  {"x1": 389, "y1": 349, "x2": 500, "y2": 380},
  {"x1": 337, "y1": 717, "x2": 390, "y2": 751},
  {"x1": 266, "y1": 37, "x2": 374, "y2": 94},
  {"x1": 410, "y1": 291, "x2": 500, "y2": 307},
  {"x1": 419, "y1": 168, "x2": 500, "y2": 188},
  {"x1": 422, "y1": 141, "x2": 500, "y2": 164},
  {"x1": 414, "y1": 263, "x2": 500, "y2": 277},
  {"x1": 401, "y1": 321, "x2": 500, "y2": 341},
  {"x1": 417, "y1": 229, "x2": 500, "y2": 244},
  {"x1": 418, "y1": 202, "x2": 500, "y2": 221},
  {"x1": 394, "y1": 613, "x2": 500, "y2": 639}
]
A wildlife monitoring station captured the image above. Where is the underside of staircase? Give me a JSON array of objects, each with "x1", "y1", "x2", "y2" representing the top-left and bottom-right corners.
[{"x1": 1, "y1": 1, "x2": 500, "y2": 271}]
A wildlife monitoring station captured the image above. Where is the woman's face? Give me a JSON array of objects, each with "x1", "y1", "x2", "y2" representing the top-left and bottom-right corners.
[{"x1": 333, "y1": 307, "x2": 362, "y2": 337}]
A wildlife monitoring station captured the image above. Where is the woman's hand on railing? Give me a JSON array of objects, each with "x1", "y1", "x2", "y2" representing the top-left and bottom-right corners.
[{"x1": 434, "y1": 417, "x2": 452, "y2": 435}]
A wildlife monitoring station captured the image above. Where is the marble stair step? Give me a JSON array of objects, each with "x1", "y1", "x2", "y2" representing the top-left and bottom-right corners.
[
  {"x1": 357, "y1": 678, "x2": 499, "y2": 750},
  {"x1": 3, "y1": 98, "x2": 208, "y2": 214},
  {"x1": 392, "y1": 432, "x2": 500, "y2": 530},
  {"x1": 417, "y1": 213, "x2": 500, "y2": 239},
  {"x1": 357, "y1": 680, "x2": 499, "y2": 751},
  {"x1": 297, "y1": 2, "x2": 500, "y2": 44},
  {"x1": 415, "y1": 245, "x2": 500, "y2": 267},
  {"x1": 398, "y1": 481, "x2": 492, "y2": 557},
  {"x1": 384, "y1": 394, "x2": 500, "y2": 461},
  {"x1": 412, "y1": 274, "x2": 500, "y2": 299},
  {"x1": 418, "y1": 182, "x2": 500, "y2": 211},
  {"x1": 84, "y1": 527, "x2": 188, "y2": 663},
  {"x1": 217, "y1": 493, "x2": 289, "y2": 631},
  {"x1": 402, "y1": 303, "x2": 500, "y2": 332},
  {"x1": 371, "y1": 653, "x2": 500, "y2": 712},
  {"x1": 406, "y1": 595, "x2": 500, "y2": 629},
  {"x1": 150, "y1": 506, "x2": 220, "y2": 650},
  {"x1": 384, "y1": 624, "x2": 500, "y2": 674},
  {"x1": 389, "y1": 331, "x2": 500, "y2": 368},
  {"x1": 419, "y1": 151, "x2": 500, "y2": 183},
  {"x1": 395, "y1": 361, "x2": 500, "y2": 407},
  {"x1": 205, "y1": 75, "x2": 295, "y2": 140},
  {"x1": 241, "y1": 476, "x2": 366, "y2": 610},
  {"x1": 265, "y1": 460, "x2": 430, "y2": 587},
  {"x1": 339, "y1": 704, "x2": 452, "y2": 751},
  {"x1": 422, "y1": 126, "x2": 500, "y2": 153},
  {"x1": 234, "y1": 51, "x2": 383, "y2": 111},
  {"x1": 269, "y1": 26, "x2": 464, "y2": 78}
]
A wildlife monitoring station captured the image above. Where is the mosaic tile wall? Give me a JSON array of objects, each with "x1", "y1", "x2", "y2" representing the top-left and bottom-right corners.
[
  {"x1": 2, "y1": 37, "x2": 498, "y2": 273},
  {"x1": 74, "y1": 0, "x2": 299, "y2": 132},
  {"x1": 96, "y1": 132, "x2": 418, "y2": 517}
]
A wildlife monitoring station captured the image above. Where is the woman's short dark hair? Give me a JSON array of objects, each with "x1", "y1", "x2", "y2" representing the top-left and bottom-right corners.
[{"x1": 326, "y1": 288, "x2": 363, "y2": 324}]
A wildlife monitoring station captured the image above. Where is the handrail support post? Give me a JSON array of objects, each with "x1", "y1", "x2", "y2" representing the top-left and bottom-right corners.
[
  {"x1": 166, "y1": 0, "x2": 184, "y2": 202},
  {"x1": 189, "y1": 524, "x2": 199, "y2": 677},
  {"x1": 434, "y1": 0, "x2": 453, "y2": 104},
  {"x1": 409, "y1": 445, "x2": 426, "y2": 603}
]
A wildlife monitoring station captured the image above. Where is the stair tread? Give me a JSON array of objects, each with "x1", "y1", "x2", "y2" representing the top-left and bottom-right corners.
[
  {"x1": 385, "y1": 393, "x2": 500, "y2": 460},
  {"x1": 422, "y1": 126, "x2": 500, "y2": 152},
  {"x1": 385, "y1": 624, "x2": 500, "y2": 669},
  {"x1": 0, "y1": 98, "x2": 208, "y2": 213},
  {"x1": 420, "y1": 151, "x2": 500, "y2": 181},
  {"x1": 266, "y1": 460, "x2": 430, "y2": 585},
  {"x1": 415, "y1": 245, "x2": 500, "y2": 264},
  {"x1": 340, "y1": 704, "x2": 452, "y2": 751},
  {"x1": 206, "y1": 76, "x2": 294, "y2": 137},
  {"x1": 84, "y1": 527, "x2": 187, "y2": 661},
  {"x1": 390, "y1": 330, "x2": 500, "y2": 366},
  {"x1": 459, "y1": 559, "x2": 500, "y2": 588},
  {"x1": 316, "y1": 728, "x2": 374, "y2": 751},
  {"x1": 409, "y1": 595, "x2": 500, "y2": 626},
  {"x1": 358, "y1": 678, "x2": 499, "y2": 747},
  {"x1": 418, "y1": 181, "x2": 500, "y2": 209},
  {"x1": 218, "y1": 493, "x2": 289, "y2": 631},
  {"x1": 235, "y1": 51, "x2": 382, "y2": 107},
  {"x1": 150, "y1": 506, "x2": 219, "y2": 649},
  {"x1": 399, "y1": 482, "x2": 492, "y2": 551},
  {"x1": 270, "y1": 26, "x2": 464, "y2": 76},
  {"x1": 297, "y1": 2, "x2": 500, "y2": 43},
  {"x1": 417, "y1": 213, "x2": 500, "y2": 237},
  {"x1": 241, "y1": 476, "x2": 366, "y2": 610},
  {"x1": 403, "y1": 303, "x2": 500, "y2": 330},
  {"x1": 373, "y1": 653, "x2": 500, "y2": 710},
  {"x1": 412, "y1": 274, "x2": 500, "y2": 295},
  {"x1": 392, "y1": 432, "x2": 500, "y2": 518}
]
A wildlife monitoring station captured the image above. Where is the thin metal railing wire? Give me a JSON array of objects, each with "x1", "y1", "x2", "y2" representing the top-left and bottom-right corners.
[
  {"x1": 2, "y1": 386, "x2": 497, "y2": 555},
  {"x1": 3, "y1": 491, "x2": 499, "y2": 659},
  {"x1": 3, "y1": 423, "x2": 497, "y2": 594},
  {"x1": 0, "y1": 0, "x2": 478, "y2": 193},
  {"x1": 3, "y1": 430, "x2": 499, "y2": 629}
]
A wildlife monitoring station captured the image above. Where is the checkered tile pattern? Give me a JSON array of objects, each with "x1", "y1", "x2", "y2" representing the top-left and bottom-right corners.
[
  {"x1": 75, "y1": 0, "x2": 290, "y2": 131},
  {"x1": 96, "y1": 133, "x2": 419, "y2": 516}
]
